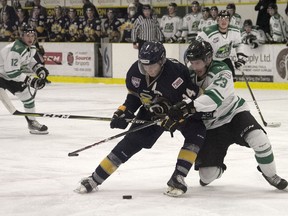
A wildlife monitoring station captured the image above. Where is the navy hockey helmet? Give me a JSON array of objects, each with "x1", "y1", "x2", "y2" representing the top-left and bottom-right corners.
[
  {"x1": 191, "y1": 1, "x2": 200, "y2": 6},
  {"x1": 139, "y1": 41, "x2": 166, "y2": 65},
  {"x1": 268, "y1": 3, "x2": 277, "y2": 10},
  {"x1": 210, "y1": 6, "x2": 218, "y2": 11},
  {"x1": 217, "y1": 10, "x2": 230, "y2": 19},
  {"x1": 243, "y1": 19, "x2": 253, "y2": 27},
  {"x1": 202, "y1": 7, "x2": 210, "y2": 13},
  {"x1": 185, "y1": 40, "x2": 213, "y2": 62},
  {"x1": 226, "y1": 3, "x2": 236, "y2": 10},
  {"x1": 20, "y1": 23, "x2": 36, "y2": 36}
]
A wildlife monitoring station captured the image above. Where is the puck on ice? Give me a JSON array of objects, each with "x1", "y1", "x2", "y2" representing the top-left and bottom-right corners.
[{"x1": 122, "y1": 195, "x2": 132, "y2": 199}]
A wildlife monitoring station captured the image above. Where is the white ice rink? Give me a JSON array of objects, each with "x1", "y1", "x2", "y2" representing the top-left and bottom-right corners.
[{"x1": 0, "y1": 83, "x2": 287, "y2": 216}]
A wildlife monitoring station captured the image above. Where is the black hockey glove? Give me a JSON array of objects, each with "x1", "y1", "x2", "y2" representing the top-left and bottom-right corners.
[
  {"x1": 35, "y1": 67, "x2": 49, "y2": 79},
  {"x1": 234, "y1": 53, "x2": 248, "y2": 70},
  {"x1": 149, "y1": 97, "x2": 171, "y2": 117},
  {"x1": 24, "y1": 76, "x2": 46, "y2": 89},
  {"x1": 160, "y1": 117, "x2": 179, "y2": 133},
  {"x1": 110, "y1": 105, "x2": 135, "y2": 129},
  {"x1": 168, "y1": 99, "x2": 196, "y2": 121}
]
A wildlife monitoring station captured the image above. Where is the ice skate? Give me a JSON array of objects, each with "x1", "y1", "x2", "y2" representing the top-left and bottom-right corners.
[
  {"x1": 27, "y1": 119, "x2": 48, "y2": 135},
  {"x1": 164, "y1": 173, "x2": 187, "y2": 197},
  {"x1": 257, "y1": 166, "x2": 287, "y2": 190},
  {"x1": 74, "y1": 176, "x2": 98, "y2": 194}
]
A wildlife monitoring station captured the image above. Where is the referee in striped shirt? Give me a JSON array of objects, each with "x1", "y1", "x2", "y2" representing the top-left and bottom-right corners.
[{"x1": 131, "y1": 4, "x2": 164, "y2": 51}]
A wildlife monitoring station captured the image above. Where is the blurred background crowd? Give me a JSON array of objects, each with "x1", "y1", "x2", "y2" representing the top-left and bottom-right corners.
[{"x1": 0, "y1": 0, "x2": 287, "y2": 44}]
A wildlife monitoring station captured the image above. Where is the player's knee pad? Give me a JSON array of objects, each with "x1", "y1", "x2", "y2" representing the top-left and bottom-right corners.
[{"x1": 199, "y1": 166, "x2": 224, "y2": 185}]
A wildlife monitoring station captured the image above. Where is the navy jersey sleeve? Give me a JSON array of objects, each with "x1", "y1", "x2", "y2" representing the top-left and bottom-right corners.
[{"x1": 123, "y1": 61, "x2": 143, "y2": 113}]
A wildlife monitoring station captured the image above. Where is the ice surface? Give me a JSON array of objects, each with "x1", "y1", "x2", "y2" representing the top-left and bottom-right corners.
[{"x1": 1, "y1": 83, "x2": 287, "y2": 216}]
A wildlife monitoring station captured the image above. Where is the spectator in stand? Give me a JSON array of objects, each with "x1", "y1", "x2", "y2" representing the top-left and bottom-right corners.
[
  {"x1": 178, "y1": 1, "x2": 202, "y2": 43},
  {"x1": 65, "y1": 8, "x2": 84, "y2": 42},
  {"x1": 82, "y1": 0, "x2": 99, "y2": 20},
  {"x1": 267, "y1": 3, "x2": 288, "y2": 43},
  {"x1": 102, "y1": 9, "x2": 122, "y2": 43},
  {"x1": 31, "y1": 0, "x2": 47, "y2": 18},
  {"x1": 0, "y1": 11, "x2": 16, "y2": 41},
  {"x1": 14, "y1": 8, "x2": 29, "y2": 39},
  {"x1": 241, "y1": 19, "x2": 266, "y2": 48},
  {"x1": 47, "y1": 5, "x2": 68, "y2": 42},
  {"x1": 160, "y1": 3, "x2": 182, "y2": 43},
  {"x1": 133, "y1": 0, "x2": 143, "y2": 18},
  {"x1": 0, "y1": 0, "x2": 17, "y2": 24},
  {"x1": 131, "y1": 4, "x2": 163, "y2": 51},
  {"x1": 29, "y1": 5, "x2": 48, "y2": 42},
  {"x1": 226, "y1": 3, "x2": 242, "y2": 29},
  {"x1": 12, "y1": 0, "x2": 21, "y2": 13},
  {"x1": 254, "y1": 0, "x2": 276, "y2": 34},
  {"x1": 119, "y1": 3, "x2": 137, "y2": 43},
  {"x1": 198, "y1": 7, "x2": 214, "y2": 32},
  {"x1": 82, "y1": 7, "x2": 101, "y2": 42}
]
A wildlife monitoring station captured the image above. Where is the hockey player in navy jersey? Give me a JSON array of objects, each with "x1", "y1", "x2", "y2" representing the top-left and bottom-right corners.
[{"x1": 75, "y1": 41, "x2": 206, "y2": 197}]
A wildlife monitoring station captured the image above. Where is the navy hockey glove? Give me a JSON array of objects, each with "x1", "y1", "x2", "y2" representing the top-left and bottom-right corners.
[
  {"x1": 160, "y1": 117, "x2": 179, "y2": 133},
  {"x1": 149, "y1": 97, "x2": 171, "y2": 117},
  {"x1": 168, "y1": 99, "x2": 196, "y2": 121},
  {"x1": 234, "y1": 53, "x2": 248, "y2": 70},
  {"x1": 110, "y1": 105, "x2": 135, "y2": 129},
  {"x1": 35, "y1": 66, "x2": 49, "y2": 79},
  {"x1": 24, "y1": 76, "x2": 46, "y2": 89}
]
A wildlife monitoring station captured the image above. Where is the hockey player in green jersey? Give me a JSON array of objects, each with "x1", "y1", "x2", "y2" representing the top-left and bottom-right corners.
[
  {"x1": 170, "y1": 40, "x2": 287, "y2": 190},
  {"x1": 0, "y1": 24, "x2": 49, "y2": 134},
  {"x1": 196, "y1": 10, "x2": 247, "y2": 81}
]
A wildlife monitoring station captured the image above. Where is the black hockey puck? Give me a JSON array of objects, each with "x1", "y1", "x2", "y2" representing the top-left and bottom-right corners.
[{"x1": 122, "y1": 195, "x2": 132, "y2": 199}]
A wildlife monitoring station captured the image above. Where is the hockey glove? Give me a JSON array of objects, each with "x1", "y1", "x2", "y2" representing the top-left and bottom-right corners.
[
  {"x1": 160, "y1": 117, "x2": 179, "y2": 133},
  {"x1": 234, "y1": 53, "x2": 248, "y2": 70},
  {"x1": 24, "y1": 76, "x2": 46, "y2": 89},
  {"x1": 168, "y1": 99, "x2": 196, "y2": 121},
  {"x1": 35, "y1": 67, "x2": 49, "y2": 79},
  {"x1": 110, "y1": 105, "x2": 135, "y2": 129},
  {"x1": 177, "y1": 37, "x2": 186, "y2": 43},
  {"x1": 149, "y1": 97, "x2": 171, "y2": 117}
]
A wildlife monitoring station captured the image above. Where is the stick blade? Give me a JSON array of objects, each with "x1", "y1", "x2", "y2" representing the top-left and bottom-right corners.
[
  {"x1": 68, "y1": 152, "x2": 79, "y2": 157},
  {"x1": 266, "y1": 122, "x2": 281, "y2": 128}
]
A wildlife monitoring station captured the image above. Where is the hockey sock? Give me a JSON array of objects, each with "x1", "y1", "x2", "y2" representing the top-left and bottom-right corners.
[
  {"x1": 245, "y1": 129, "x2": 276, "y2": 177},
  {"x1": 174, "y1": 143, "x2": 199, "y2": 177},
  {"x1": 92, "y1": 152, "x2": 122, "y2": 185}
]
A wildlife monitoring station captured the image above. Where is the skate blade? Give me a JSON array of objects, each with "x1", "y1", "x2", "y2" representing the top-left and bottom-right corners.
[
  {"x1": 164, "y1": 187, "x2": 185, "y2": 197},
  {"x1": 73, "y1": 185, "x2": 88, "y2": 194},
  {"x1": 29, "y1": 130, "x2": 49, "y2": 135}
]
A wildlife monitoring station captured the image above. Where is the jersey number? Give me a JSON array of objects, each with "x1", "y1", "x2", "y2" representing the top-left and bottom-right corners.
[
  {"x1": 213, "y1": 76, "x2": 228, "y2": 88},
  {"x1": 11, "y1": 59, "x2": 18, "y2": 66}
]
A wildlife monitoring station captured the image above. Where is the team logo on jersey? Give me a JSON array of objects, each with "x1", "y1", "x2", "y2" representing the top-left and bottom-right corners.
[
  {"x1": 172, "y1": 77, "x2": 183, "y2": 89},
  {"x1": 213, "y1": 37, "x2": 219, "y2": 43},
  {"x1": 131, "y1": 76, "x2": 141, "y2": 88}
]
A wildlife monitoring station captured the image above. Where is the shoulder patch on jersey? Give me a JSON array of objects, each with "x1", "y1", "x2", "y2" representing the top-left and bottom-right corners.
[
  {"x1": 131, "y1": 76, "x2": 141, "y2": 88},
  {"x1": 172, "y1": 77, "x2": 184, "y2": 89}
]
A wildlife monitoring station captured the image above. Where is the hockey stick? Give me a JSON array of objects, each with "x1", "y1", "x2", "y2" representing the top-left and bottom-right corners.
[
  {"x1": 0, "y1": 88, "x2": 151, "y2": 124},
  {"x1": 241, "y1": 70, "x2": 281, "y2": 127},
  {"x1": 12, "y1": 110, "x2": 150, "y2": 124},
  {"x1": 68, "y1": 119, "x2": 162, "y2": 157}
]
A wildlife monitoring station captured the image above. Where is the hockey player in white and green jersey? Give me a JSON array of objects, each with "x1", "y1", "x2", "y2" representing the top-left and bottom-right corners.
[
  {"x1": 175, "y1": 40, "x2": 287, "y2": 190},
  {"x1": 267, "y1": 3, "x2": 288, "y2": 43},
  {"x1": 0, "y1": 24, "x2": 49, "y2": 134},
  {"x1": 196, "y1": 10, "x2": 247, "y2": 81},
  {"x1": 160, "y1": 3, "x2": 183, "y2": 43}
]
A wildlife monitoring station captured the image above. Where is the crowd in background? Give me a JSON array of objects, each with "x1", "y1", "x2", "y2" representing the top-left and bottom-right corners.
[{"x1": 0, "y1": 0, "x2": 287, "y2": 45}]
